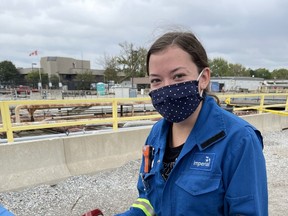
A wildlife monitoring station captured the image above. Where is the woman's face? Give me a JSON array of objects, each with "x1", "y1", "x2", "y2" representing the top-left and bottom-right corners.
[{"x1": 148, "y1": 46, "x2": 200, "y2": 91}]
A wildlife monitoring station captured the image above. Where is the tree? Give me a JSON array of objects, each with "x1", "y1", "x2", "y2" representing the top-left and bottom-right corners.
[
  {"x1": 75, "y1": 70, "x2": 94, "y2": 90},
  {"x1": 136, "y1": 47, "x2": 148, "y2": 77},
  {"x1": 117, "y1": 42, "x2": 135, "y2": 78},
  {"x1": 0, "y1": 60, "x2": 21, "y2": 85},
  {"x1": 98, "y1": 42, "x2": 147, "y2": 84},
  {"x1": 41, "y1": 73, "x2": 49, "y2": 88},
  {"x1": 25, "y1": 71, "x2": 49, "y2": 88},
  {"x1": 228, "y1": 63, "x2": 249, "y2": 77},
  {"x1": 50, "y1": 74, "x2": 60, "y2": 89},
  {"x1": 209, "y1": 58, "x2": 229, "y2": 77},
  {"x1": 117, "y1": 42, "x2": 147, "y2": 82},
  {"x1": 101, "y1": 54, "x2": 120, "y2": 83},
  {"x1": 247, "y1": 68, "x2": 256, "y2": 77},
  {"x1": 254, "y1": 68, "x2": 272, "y2": 79},
  {"x1": 271, "y1": 68, "x2": 288, "y2": 79}
]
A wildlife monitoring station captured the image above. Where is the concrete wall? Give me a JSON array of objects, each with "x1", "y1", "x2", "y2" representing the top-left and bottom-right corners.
[
  {"x1": 242, "y1": 113, "x2": 288, "y2": 133},
  {"x1": 0, "y1": 114, "x2": 287, "y2": 192},
  {"x1": 0, "y1": 127, "x2": 151, "y2": 192}
]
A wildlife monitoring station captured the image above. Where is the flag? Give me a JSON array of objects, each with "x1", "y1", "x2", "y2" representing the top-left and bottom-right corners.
[{"x1": 29, "y1": 50, "x2": 38, "y2": 56}]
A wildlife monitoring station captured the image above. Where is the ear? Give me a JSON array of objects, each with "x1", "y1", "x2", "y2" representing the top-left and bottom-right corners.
[{"x1": 199, "y1": 68, "x2": 211, "y2": 90}]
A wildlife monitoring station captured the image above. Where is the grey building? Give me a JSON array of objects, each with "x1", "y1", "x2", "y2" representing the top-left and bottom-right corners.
[
  {"x1": 41, "y1": 56, "x2": 90, "y2": 77},
  {"x1": 18, "y1": 56, "x2": 105, "y2": 89},
  {"x1": 40, "y1": 56, "x2": 105, "y2": 81}
]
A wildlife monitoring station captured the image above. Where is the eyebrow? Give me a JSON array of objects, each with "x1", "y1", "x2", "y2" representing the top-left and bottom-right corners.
[
  {"x1": 149, "y1": 74, "x2": 160, "y2": 78},
  {"x1": 171, "y1": 67, "x2": 187, "y2": 73},
  {"x1": 149, "y1": 67, "x2": 187, "y2": 77}
]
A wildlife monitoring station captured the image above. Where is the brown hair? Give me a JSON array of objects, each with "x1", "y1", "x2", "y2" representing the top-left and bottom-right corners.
[
  {"x1": 146, "y1": 31, "x2": 209, "y2": 75},
  {"x1": 146, "y1": 31, "x2": 221, "y2": 104}
]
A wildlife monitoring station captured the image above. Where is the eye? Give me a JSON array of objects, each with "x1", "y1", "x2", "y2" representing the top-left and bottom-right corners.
[
  {"x1": 150, "y1": 78, "x2": 161, "y2": 84},
  {"x1": 173, "y1": 73, "x2": 185, "y2": 81}
]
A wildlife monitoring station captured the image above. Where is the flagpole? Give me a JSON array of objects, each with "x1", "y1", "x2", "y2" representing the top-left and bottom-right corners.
[
  {"x1": 29, "y1": 50, "x2": 42, "y2": 93},
  {"x1": 38, "y1": 67, "x2": 42, "y2": 90}
]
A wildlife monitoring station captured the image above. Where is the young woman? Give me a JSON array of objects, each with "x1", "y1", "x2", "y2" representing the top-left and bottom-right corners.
[{"x1": 116, "y1": 31, "x2": 268, "y2": 216}]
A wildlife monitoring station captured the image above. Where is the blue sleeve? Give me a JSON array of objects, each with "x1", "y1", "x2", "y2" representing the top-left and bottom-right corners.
[
  {"x1": 0, "y1": 205, "x2": 14, "y2": 216},
  {"x1": 114, "y1": 207, "x2": 146, "y2": 216},
  {"x1": 223, "y1": 126, "x2": 268, "y2": 216}
]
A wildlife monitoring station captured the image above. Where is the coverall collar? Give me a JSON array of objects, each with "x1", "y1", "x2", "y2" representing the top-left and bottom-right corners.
[{"x1": 159, "y1": 95, "x2": 227, "y2": 155}]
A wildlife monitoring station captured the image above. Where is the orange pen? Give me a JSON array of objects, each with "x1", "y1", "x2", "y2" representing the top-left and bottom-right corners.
[{"x1": 143, "y1": 145, "x2": 152, "y2": 173}]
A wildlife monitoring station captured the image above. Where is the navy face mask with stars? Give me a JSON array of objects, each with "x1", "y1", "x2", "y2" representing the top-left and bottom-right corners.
[{"x1": 149, "y1": 80, "x2": 204, "y2": 123}]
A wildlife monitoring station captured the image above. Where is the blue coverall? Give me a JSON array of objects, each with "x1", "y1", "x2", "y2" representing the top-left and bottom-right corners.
[
  {"x1": 0, "y1": 205, "x2": 14, "y2": 216},
  {"x1": 116, "y1": 96, "x2": 268, "y2": 216}
]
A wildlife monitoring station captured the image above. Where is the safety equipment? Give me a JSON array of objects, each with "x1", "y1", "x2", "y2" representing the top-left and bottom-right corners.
[
  {"x1": 149, "y1": 80, "x2": 204, "y2": 122},
  {"x1": 131, "y1": 198, "x2": 155, "y2": 216}
]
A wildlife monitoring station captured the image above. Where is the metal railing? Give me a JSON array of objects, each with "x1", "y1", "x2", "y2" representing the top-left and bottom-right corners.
[
  {"x1": 0, "y1": 93, "x2": 287, "y2": 143},
  {"x1": 219, "y1": 93, "x2": 288, "y2": 115},
  {"x1": 0, "y1": 97, "x2": 160, "y2": 143}
]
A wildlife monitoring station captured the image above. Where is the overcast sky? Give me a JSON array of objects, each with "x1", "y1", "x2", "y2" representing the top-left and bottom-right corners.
[{"x1": 1, "y1": 0, "x2": 287, "y2": 71}]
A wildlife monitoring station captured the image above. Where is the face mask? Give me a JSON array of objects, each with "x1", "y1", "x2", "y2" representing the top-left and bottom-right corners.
[{"x1": 149, "y1": 71, "x2": 205, "y2": 123}]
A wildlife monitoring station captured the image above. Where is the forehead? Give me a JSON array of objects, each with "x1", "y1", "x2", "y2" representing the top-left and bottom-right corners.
[
  {"x1": 150, "y1": 46, "x2": 189, "y2": 60},
  {"x1": 148, "y1": 46, "x2": 197, "y2": 74}
]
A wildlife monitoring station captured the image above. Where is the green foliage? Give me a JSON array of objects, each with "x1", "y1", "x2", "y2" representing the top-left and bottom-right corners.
[
  {"x1": 209, "y1": 58, "x2": 288, "y2": 79},
  {"x1": 100, "y1": 42, "x2": 147, "y2": 84},
  {"x1": 25, "y1": 71, "x2": 39, "y2": 85},
  {"x1": 103, "y1": 42, "x2": 287, "y2": 81},
  {"x1": 136, "y1": 47, "x2": 148, "y2": 77},
  {"x1": 209, "y1": 58, "x2": 229, "y2": 77},
  {"x1": 75, "y1": 70, "x2": 94, "y2": 90},
  {"x1": 116, "y1": 42, "x2": 147, "y2": 82},
  {"x1": 104, "y1": 56, "x2": 119, "y2": 82},
  {"x1": 41, "y1": 73, "x2": 49, "y2": 88},
  {"x1": 271, "y1": 68, "x2": 288, "y2": 79},
  {"x1": 0, "y1": 60, "x2": 21, "y2": 85},
  {"x1": 50, "y1": 74, "x2": 60, "y2": 89},
  {"x1": 253, "y1": 68, "x2": 272, "y2": 79},
  {"x1": 25, "y1": 71, "x2": 49, "y2": 88},
  {"x1": 228, "y1": 63, "x2": 250, "y2": 77}
]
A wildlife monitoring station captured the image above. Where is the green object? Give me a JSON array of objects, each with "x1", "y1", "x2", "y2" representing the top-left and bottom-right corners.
[{"x1": 96, "y1": 82, "x2": 105, "y2": 96}]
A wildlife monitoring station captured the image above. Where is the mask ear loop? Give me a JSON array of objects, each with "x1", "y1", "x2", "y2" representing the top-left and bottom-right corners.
[{"x1": 197, "y1": 69, "x2": 205, "y2": 97}]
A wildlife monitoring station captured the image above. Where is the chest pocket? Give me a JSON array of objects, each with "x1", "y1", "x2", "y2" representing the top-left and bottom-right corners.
[
  {"x1": 175, "y1": 172, "x2": 221, "y2": 196},
  {"x1": 139, "y1": 147, "x2": 161, "y2": 194}
]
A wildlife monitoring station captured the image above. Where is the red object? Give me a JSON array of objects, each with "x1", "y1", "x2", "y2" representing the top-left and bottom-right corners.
[
  {"x1": 29, "y1": 50, "x2": 38, "y2": 56},
  {"x1": 16, "y1": 85, "x2": 39, "y2": 95},
  {"x1": 143, "y1": 145, "x2": 152, "y2": 173},
  {"x1": 82, "y1": 209, "x2": 103, "y2": 216}
]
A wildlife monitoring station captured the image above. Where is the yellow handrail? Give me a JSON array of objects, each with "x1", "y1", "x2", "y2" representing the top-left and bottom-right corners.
[
  {"x1": 0, "y1": 97, "x2": 161, "y2": 143},
  {"x1": 218, "y1": 93, "x2": 288, "y2": 115},
  {"x1": 0, "y1": 93, "x2": 287, "y2": 143}
]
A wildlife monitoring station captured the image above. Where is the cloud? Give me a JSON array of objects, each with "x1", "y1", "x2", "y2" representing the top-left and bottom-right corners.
[{"x1": 0, "y1": 0, "x2": 287, "y2": 71}]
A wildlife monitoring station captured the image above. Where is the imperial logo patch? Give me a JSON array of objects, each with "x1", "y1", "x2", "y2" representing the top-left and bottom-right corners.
[{"x1": 190, "y1": 153, "x2": 215, "y2": 171}]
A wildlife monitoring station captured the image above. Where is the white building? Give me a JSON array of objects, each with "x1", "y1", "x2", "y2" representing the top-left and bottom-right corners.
[{"x1": 210, "y1": 77, "x2": 264, "y2": 92}]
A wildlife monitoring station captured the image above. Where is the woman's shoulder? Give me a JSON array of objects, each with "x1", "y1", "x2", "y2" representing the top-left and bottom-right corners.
[
  {"x1": 146, "y1": 119, "x2": 169, "y2": 144},
  {"x1": 150, "y1": 118, "x2": 166, "y2": 131},
  {"x1": 205, "y1": 95, "x2": 262, "y2": 142}
]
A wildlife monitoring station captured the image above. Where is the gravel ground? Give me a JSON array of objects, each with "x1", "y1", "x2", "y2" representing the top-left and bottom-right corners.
[{"x1": 0, "y1": 129, "x2": 288, "y2": 216}]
